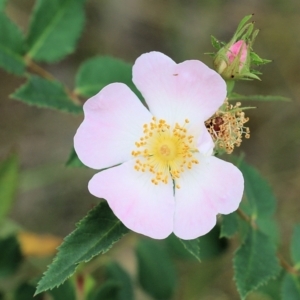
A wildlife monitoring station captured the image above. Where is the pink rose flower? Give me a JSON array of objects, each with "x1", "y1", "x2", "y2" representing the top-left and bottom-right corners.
[
  {"x1": 227, "y1": 40, "x2": 248, "y2": 69},
  {"x1": 74, "y1": 52, "x2": 244, "y2": 240}
]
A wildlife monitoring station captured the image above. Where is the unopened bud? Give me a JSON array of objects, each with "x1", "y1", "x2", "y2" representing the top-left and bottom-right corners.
[{"x1": 210, "y1": 15, "x2": 271, "y2": 81}]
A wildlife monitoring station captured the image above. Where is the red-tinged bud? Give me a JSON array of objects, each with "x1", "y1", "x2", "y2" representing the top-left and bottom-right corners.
[{"x1": 210, "y1": 14, "x2": 271, "y2": 81}]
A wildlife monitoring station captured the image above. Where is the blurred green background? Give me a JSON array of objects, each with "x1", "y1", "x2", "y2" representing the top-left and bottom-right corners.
[{"x1": 0, "y1": 0, "x2": 299, "y2": 299}]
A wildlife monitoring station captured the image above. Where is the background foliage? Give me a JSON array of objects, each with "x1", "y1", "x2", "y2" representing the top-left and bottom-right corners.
[{"x1": 0, "y1": 0, "x2": 300, "y2": 299}]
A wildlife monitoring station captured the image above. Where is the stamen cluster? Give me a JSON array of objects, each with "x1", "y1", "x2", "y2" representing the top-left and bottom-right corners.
[
  {"x1": 131, "y1": 117, "x2": 199, "y2": 188},
  {"x1": 205, "y1": 101, "x2": 250, "y2": 154}
]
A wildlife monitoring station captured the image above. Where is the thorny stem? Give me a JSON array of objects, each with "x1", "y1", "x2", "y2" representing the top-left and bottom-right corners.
[
  {"x1": 25, "y1": 56, "x2": 82, "y2": 105},
  {"x1": 237, "y1": 208, "x2": 300, "y2": 276}
]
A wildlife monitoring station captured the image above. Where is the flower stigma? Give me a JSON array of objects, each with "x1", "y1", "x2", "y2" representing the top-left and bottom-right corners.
[{"x1": 131, "y1": 117, "x2": 199, "y2": 188}]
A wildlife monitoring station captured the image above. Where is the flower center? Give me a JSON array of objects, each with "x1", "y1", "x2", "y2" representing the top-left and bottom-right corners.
[{"x1": 131, "y1": 117, "x2": 199, "y2": 188}]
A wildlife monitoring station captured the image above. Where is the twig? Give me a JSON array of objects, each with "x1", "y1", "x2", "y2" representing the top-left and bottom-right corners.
[
  {"x1": 25, "y1": 56, "x2": 82, "y2": 105},
  {"x1": 237, "y1": 208, "x2": 299, "y2": 276}
]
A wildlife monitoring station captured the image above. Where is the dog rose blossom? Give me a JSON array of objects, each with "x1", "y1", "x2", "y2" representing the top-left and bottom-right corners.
[{"x1": 74, "y1": 51, "x2": 244, "y2": 240}]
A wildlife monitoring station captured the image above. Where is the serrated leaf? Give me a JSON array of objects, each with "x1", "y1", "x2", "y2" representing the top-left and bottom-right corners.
[
  {"x1": 239, "y1": 160, "x2": 276, "y2": 219},
  {"x1": 291, "y1": 225, "x2": 300, "y2": 266},
  {"x1": 220, "y1": 212, "x2": 238, "y2": 238},
  {"x1": 35, "y1": 201, "x2": 128, "y2": 295},
  {"x1": 179, "y1": 238, "x2": 201, "y2": 261},
  {"x1": 282, "y1": 273, "x2": 300, "y2": 300},
  {"x1": 237, "y1": 160, "x2": 279, "y2": 243},
  {"x1": 49, "y1": 280, "x2": 76, "y2": 300},
  {"x1": 0, "y1": 153, "x2": 18, "y2": 222},
  {"x1": 89, "y1": 281, "x2": 120, "y2": 300},
  {"x1": 26, "y1": 0, "x2": 85, "y2": 62},
  {"x1": 234, "y1": 228, "x2": 281, "y2": 299},
  {"x1": 11, "y1": 75, "x2": 83, "y2": 114},
  {"x1": 75, "y1": 56, "x2": 135, "y2": 97},
  {"x1": 106, "y1": 262, "x2": 134, "y2": 300},
  {"x1": 0, "y1": 12, "x2": 26, "y2": 74},
  {"x1": 66, "y1": 148, "x2": 85, "y2": 167},
  {"x1": 228, "y1": 93, "x2": 291, "y2": 102},
  {"x1": 0, "y1": 235, "x2": 23, "y2": 277},
  {"x1": 136, "y1": 239, "x2": 176, "y2": 300}
]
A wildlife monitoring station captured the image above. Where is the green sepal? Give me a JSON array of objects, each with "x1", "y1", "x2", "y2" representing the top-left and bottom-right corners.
[
  {"x1": 35, "y1": 201, "x2": 129, "y2": 295},
  {"x1": 11, "y1": 75, "x2": 83, "y2": 114},
  {"x1": 250, "y1": 52, "x2": 272, "y2": 65},
  {"x1": 210, "y1": 35, "x2": 222, "y2": 50}
]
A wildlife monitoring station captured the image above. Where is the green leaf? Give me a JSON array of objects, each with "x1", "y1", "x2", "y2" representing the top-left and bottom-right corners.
[
  {"x1": 250, "y1": 52, "x2": 272, "y2": 65},
  {"x1": 233, "y1": 228, "x2": 281, "y2": 299},
  {"x1": 106, "y1": 262, "x2": 134, "y2": 300},
  {"x1": 239, "y1": 160, "x2": 276, "y2": 219},
  {"x1": 0, "y1": 12, "x2": 26, "y2": 75},
  {"x1": 66, "y1": 148, "x2": 85, "y2": 167},
  {"x1": 49, "y1": 280, "x2": 76, "y2": 300},
  {"x1": 11, "y1": 75, "x2": 83, "y2": 114},
  {"x1": 0, "y1": 235, "x2": 23, "y2": 277},
  {"x1": 75, "y1": 56, "x2": 136, "y2": 98},
  {"x1": 226, "y1": 80, "x2": 235, "y2": 95},
  {"x1": 282, "y1": 273, "x2": 300, "y2": 300},
  {"x1": 26, "y1": 0, "x2": 85, "y2": 62},
  {"x1": 179, "y1": 238, "x2": 201, "y2": 261},
  {"x1": 15, "y1": 283, "x2": 44, "y2": 300},
  {"x1": 228, "y1": 93, "x2": 291, "y2": 102},
  {"x1": 0, "y1": 153, "x2": 18, "y2": 222},
  {"x1": 220, "y1": 212, "x2": 238, "y2": 238},
  {"x1": 0, "y1": 0, "x2": 8, "y2": 11},
  {"x1": 291, "y1": 224, "x2": 300, "y2": 266},
  {"x1": 210, "y1": 35, "x2": 222, "y2": 50},
  {"x1": 89, "y1": 281, "x2": 120, "y2": 300},
  {"x1": 233, "y1": 158, "x2": 279, "y2": 242},
  {"x1": 136, "y1": 239, "x2": 176, "y2": 300},
  {"x1": 35, "y1": 201, "x2": 129, "y2": 295}
]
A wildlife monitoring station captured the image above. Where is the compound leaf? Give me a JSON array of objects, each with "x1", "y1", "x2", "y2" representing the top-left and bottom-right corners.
[
  {"x1": 0, "y1": 12, "x2": 25, "y2": 74},
  {"x1": 234, "y1": 227, "x2": 281, "y2": 299},
  {"x1": 11, "y1": 75, "x2": 82, "y2": 114},
  {"x1": 35, "y1": 202, "x2": 128, "y2": 295},
  {"x1": 26, "y1": 0, "x2": 86, "y2": 62}
]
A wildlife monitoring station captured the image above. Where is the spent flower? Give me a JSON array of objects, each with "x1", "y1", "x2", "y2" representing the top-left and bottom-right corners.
[{"x1": 74, "y1": 52, "x2": 244, "y2": 240}]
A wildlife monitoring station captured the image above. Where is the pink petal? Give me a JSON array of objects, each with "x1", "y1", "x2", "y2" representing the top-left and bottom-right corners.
[
  {"x1": 227, "y1": 40, "x2": 248, "y2": 64},
  {"x1": 174, "y1": 154, "x2": 243, "y2": 239},
  {"x1": 88, "y1": 160, "x2": 175, "y2": 239},
  {"x1": 132, "y1": 51, "x2": 226, "y2": 126},
  {"x1": 197, "y1": 124, "x2": 215, "y2": 155},
  {"x1": 74, "y1": 83, "x2": 152, "y2": 169}
]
